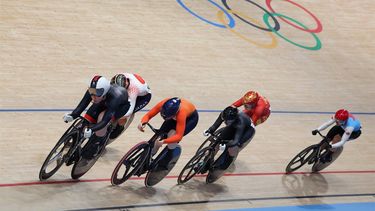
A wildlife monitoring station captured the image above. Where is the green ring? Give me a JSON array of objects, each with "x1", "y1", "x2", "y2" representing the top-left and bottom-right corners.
[{"x1": 263, "y1": 13, "x2": 322, "y2": 50}]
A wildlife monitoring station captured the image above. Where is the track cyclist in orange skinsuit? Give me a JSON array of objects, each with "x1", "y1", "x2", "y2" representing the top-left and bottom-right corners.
[
  {"x1": 138, "y1": 97, "x2": 199, "y2": 167},
  {"x1": 231, "y1": 91, "x2": 271, "y2": 126}
]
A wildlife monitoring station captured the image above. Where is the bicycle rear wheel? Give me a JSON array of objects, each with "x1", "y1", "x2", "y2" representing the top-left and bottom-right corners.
[
  {"x1": 312, "y1": 146, "x2": 343, "y2": 172},
  {"x1": 205, "y1": 150, "x2": 230, "y2": 184},
  {"x1": 145, "y1": 146, "x2": 181, "y2": 187},
  {"x1": 71, "y1": 138, "x2": 107, "y2": 180},
  {"x1": 39, "y1": 131, "x2": 77, "y2": 180},
  {"x1": 111, "y1": 142, "x2": 149, "y2": 185},
  {"x1": 285, "y1": 144, "x2": 316, "y2": 173},
  {"x1": 178, "y1": 147, "x2": 212, "y2": 184}
]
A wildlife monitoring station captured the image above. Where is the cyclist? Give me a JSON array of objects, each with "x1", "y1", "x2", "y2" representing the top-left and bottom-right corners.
[
  {"x1": 63, "y1": 75, "x2": 130, "y2": 159},
  {"x1": 203, "y1": 106, "x2": 255, "y2": 170},
  {"x1": 231, "y1": 91, "x2": 270, "y2": 126},
  {"x1": 109, "y1": 73, "x2": 151, "y2": 139},
  {"x1": 138, "y1": 97, "x2": 199, "y2": 169},
  {"x1": 312, "y1": 109, "x2": 362, "y2": 163}
]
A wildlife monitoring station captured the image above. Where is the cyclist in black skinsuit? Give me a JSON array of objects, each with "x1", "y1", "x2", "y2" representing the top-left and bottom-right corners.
[
  {"x1": 204, "y1": 106, "x2": 256, "y2": 170},
  {"x1": 63, "y1": 75, "x2": 130, "y2": 158}
]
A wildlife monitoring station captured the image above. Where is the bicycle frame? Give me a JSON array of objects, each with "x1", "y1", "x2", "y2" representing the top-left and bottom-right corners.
[
  {"x1": 309, "y1": 131, "x2": 330, "y2": 163},
  {"x1": 134, "y1": 123, "x2": 167, "y2": 174},
  {"x1": 63, "y1": 117, "x2": 89, "y2": 163}
]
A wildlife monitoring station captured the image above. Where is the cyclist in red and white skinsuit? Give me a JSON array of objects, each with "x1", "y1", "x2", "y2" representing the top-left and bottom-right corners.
[
  {"x1": 109, "y1": 73, "x2": 152, "y2": 139},
  {"x1": 231, "y1": 91, "x2": 271, "y2": 126}
]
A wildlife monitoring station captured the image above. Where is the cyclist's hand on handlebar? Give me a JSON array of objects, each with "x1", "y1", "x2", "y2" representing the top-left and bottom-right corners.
[
  {"x1": 312, "y1": 129, "x2": 318, "y2": 135},
  {"x1": 203, "y1": 129, "x2": 213, "y2": 136},
  {"x1": 84, "y1": 128, "x2": 93, "y2": 138},
  {"x1": 138, "y1": 122, "x2": 146, "y2": 132},
  {"x1": 63, "y1": 113, "x2": 74, "y2": 123}
]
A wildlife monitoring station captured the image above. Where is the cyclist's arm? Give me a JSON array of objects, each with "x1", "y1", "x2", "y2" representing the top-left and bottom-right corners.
[
  {"x1": 140, "y1": 99, "x2": 167, "y2": 124},
  {"x1": 251, "y1": 102, "x2": 265, "y2": 126},
  {"x1": 331, "y1": 127, "x2": 354, "y2": 148},
  {"x1": 90, "y1": 110, "x2": 115, "y2": 132},
  {"x1": 209, "y1": 112, "x2": 224, "y2": 132},
  {"x1": 317, "y1": 118, "x2": 335, "y2": 131},
  {"x1": 232, "y1": 98, "x2": 243, "y2": 107},
  {"x1": 123, "y1": 91, "x2": 137, "y2": 117},
  {"x1": 71, "y1": 91, "x2": 92, "y2": 118},
  {"x1": 163, "y1": 111, "x2": 187, "y2": 144}
]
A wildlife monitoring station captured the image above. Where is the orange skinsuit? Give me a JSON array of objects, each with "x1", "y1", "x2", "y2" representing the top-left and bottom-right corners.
[
  {"x1": 232, "y1": 95, "x2": 270, "y2": 126},
  {"x1": 141, "y1": 98, "x2": 196, "y2": 144}
]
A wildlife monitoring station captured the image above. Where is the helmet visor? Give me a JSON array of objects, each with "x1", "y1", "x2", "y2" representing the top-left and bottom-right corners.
[
  {"x1": 336, "y1": 119, "x2": 346, "y2": 126},
  {"x1": 224, "y1": 119, "x2": 236, "y2": 125},
  {"x1": 244, "y1": 103, "x2": 256, "y2": 110},
  {"x1": 88, "y1": 88, "x2": 105, "y2": 97}
]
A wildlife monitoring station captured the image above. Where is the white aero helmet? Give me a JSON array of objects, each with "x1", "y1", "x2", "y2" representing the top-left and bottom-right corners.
[{"x1": 88, "y1": 75, "x2": 110, "y2": 97}]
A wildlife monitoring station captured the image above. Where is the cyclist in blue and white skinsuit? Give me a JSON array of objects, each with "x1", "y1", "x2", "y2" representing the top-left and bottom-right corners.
[{"x1": 312, "y1": 109, "x2": 362, "y2": 162}]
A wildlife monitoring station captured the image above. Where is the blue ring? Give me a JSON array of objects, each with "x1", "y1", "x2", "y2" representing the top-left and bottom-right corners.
[{"x1": 177, "y1": 0, "x2": 235, "y2": 28}]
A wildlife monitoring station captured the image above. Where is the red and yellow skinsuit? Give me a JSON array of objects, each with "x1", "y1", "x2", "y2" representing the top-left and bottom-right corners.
[{"x1": 232, "y1": 93, "x2": 271, "y2": 126}]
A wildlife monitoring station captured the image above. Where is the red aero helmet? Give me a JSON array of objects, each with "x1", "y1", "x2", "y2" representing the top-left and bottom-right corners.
[
  {"x1": 335, "y1": 109, "x2": 349, "y2": 121},
  {"x1": 242, "y1": 91, "x2": 259, "y2": 105}
]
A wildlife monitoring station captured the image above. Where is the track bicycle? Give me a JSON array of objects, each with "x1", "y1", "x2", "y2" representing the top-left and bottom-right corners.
[
  {"x1": 285, "y1": 131, "x2": 343, "y2": 173},
  {"x1": 39, "y1": 116, "x2": 112, "y2": 180},
  {"x1": 178, "y1": 129, "x2": 232, "y2": 184},
  {"x1": 111, "y1": 123, "x2": 181, "y2": 187}
]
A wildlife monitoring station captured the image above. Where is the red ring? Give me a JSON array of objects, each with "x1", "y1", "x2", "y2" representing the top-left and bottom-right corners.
[{"x1": 266, "y1": 0, "x2": 323, "y2": 33}]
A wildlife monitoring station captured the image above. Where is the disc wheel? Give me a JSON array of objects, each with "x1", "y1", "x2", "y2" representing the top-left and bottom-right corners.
[
  {"x1": 178, "y1": 147, "x2": 211, "y2": 184},
  {"x1": 111, "y1": 142, "x2": 149, "y2": 185},
  {"x1": 285, "y1": 145, "x2": 316, "y2": 173}
]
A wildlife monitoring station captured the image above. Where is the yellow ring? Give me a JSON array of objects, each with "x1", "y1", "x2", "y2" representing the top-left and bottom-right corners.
[{"x1": 217, "y1": 10, "x2": 278, "y2": 49}]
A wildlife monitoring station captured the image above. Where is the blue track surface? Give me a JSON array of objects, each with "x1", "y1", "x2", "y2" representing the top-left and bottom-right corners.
[{"x1": 214, "y1": 202, "x2": 375, "y2": 211}]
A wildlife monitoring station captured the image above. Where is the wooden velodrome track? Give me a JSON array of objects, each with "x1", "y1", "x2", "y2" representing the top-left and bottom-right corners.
[{"x1": 0, "y1": 0, "x2": 374, "y2": 210}]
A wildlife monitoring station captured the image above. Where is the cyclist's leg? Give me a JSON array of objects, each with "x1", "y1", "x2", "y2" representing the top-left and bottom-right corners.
[
  {"x1": 321, "y1": 126, "x2": 344, "y2": 162},
  {"x1": 349, "y1": 130, "x2": 361, "y2": 140},
  {"x1": 238, "y1": 126, "x2": 256, "y2": 151},
  {"x1": 326, "y1": 125, "x2": 344, "y2": 144},
  {"x1": 183, "y1": 110, "x2": 199, "y2": 135},
  {"x1": 133, "y1": 93, "x2": 152, "y2": 113},
  {"x1": 108, "y1": 103, "x2": 131, "y2": 140},
  {"x1": 157, "y1": 111, "x2": 199, "y2": 169},
  {"x1": 153, "y1": 119, "x2": 176, "y2": 155},
  {"x1": 82, "y1": 104, "x2": 108, "y2": 158}
]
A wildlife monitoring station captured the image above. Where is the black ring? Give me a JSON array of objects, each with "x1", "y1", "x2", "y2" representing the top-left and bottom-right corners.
[{"x1": 221, "y1": 0, "x2": 280, "y2": 32}]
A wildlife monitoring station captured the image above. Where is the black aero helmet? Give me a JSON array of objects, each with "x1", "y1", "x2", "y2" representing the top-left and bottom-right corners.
[
  {"x1": 221, "y1": 106, "x2": 238, "y2": 121},
  {"x1": 161, "y1": 97, "x2": 181, "y2": 119},
  {"x1": 110, "y1": 74, "x2": 128, "y2": 88}
]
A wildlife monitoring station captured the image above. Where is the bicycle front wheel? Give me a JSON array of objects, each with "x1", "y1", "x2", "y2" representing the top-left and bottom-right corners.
[
  {"x1": 178, "y1": 147, "x2": 212, "y2": 185},
  {"x1": 111, "y1": 141, "x2": 150, "y2": 185},
  {"x1": 39, "y1": 131, "x2": 77, "y2": 181},
  {"x1": 285, "y1": 144, "x2": 316, "y2": 173}
]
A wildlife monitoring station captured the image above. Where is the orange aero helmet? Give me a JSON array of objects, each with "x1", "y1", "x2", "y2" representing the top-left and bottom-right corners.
[{"x1": 242, "y1": 91, "x2": 259, "y2": 105}]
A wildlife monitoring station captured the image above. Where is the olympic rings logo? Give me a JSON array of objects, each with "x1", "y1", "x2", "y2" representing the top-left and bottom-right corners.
[{"x1": 176, "y1": 0, "x2": 323, "y2": 50}]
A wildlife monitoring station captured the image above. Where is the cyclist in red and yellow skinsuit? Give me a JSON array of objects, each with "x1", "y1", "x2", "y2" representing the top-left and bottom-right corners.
[
  {"x1": 232, "y1": 91, "x2": 271, "y2": 126},
  {"x1": 138, "y1": 97, "x2": 199, "y2": 156}
]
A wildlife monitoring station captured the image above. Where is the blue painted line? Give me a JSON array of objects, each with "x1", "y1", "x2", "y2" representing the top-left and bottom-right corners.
[
  {"x1": 66, "y1": 193, "x2": 375, "y2": 211},
  {"x1": 214, "y1": 202, "x2": 375, "y2": 211},
  {"x1": 0, "y1": 108, "x2": 375, "y2": 115}
]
